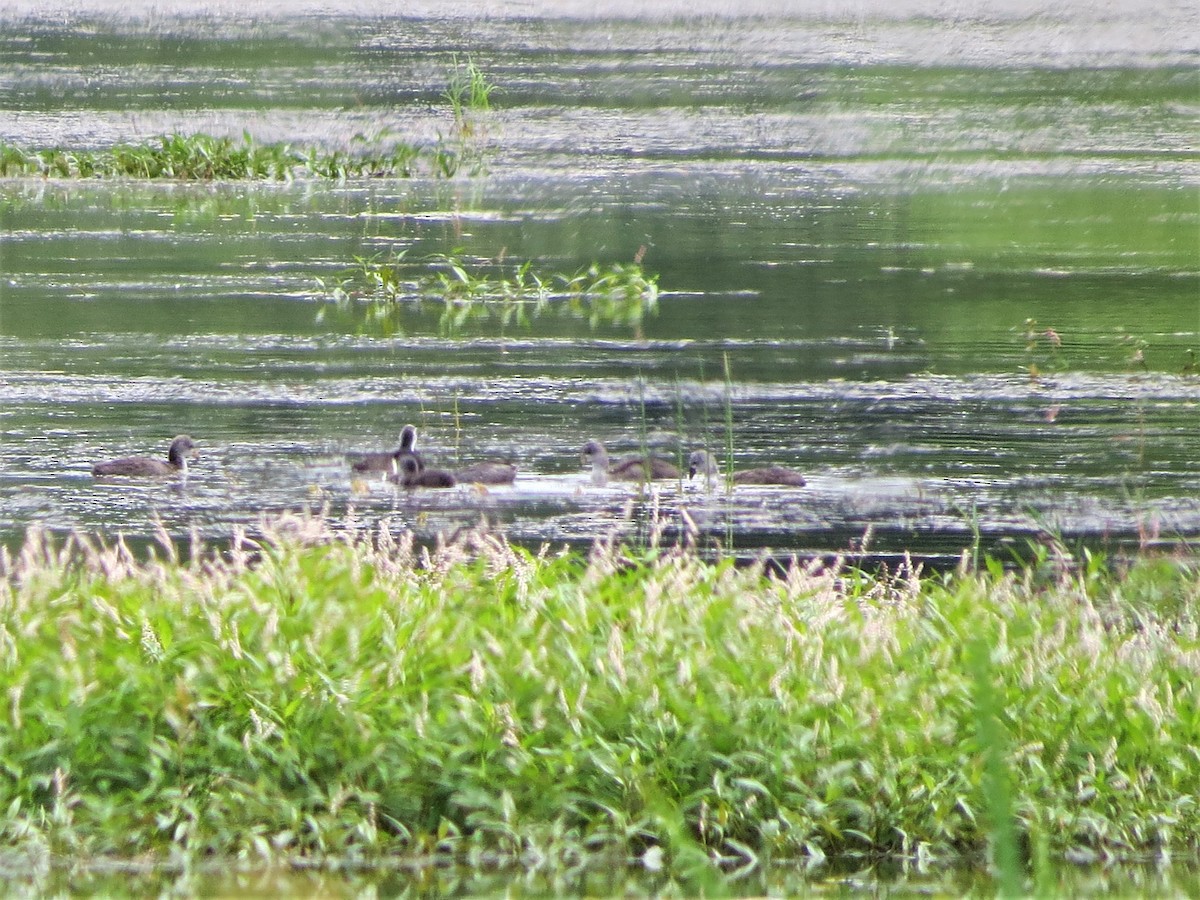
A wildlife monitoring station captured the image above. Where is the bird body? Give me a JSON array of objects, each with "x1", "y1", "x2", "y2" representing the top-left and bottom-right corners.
[
  {"x1": 582, "y1": 440, "x2": 680, "y2": 485},
  {"x1": 688, "y1": 449, "x2": 806, "y2": 487},
  {"x1": 351, "y1": 424, "x2": 422, "y2": 473},
  {"x1": 390, "y1": 455, "x2": 456, "y2": 488},
  {"x1": 92, "y1": 435, "x2": 198, "y2": 477}
]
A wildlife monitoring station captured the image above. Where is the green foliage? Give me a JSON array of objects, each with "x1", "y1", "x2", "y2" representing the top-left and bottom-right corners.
[
  {"x1": 318, "y1": 251, "x2": 660, "y2": 334},
  {"x1": 1, "y1": 515, "x2": 1199, "y2": 879}
]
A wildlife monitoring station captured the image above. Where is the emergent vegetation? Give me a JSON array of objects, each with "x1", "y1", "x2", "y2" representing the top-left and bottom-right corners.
[
  {"x1": 0, "y1": 132, "x2": 466, "y2": 181},
  {"x1": 0, "y1": 55, "x2": 499, "y2": 182},
  {"x1": 1, "y1": 514, "x2": 1198, "y2": 881},
  {"x1": 318, "y1": 250, "x2": 660, "y2": 334},
  {"x1": 444, "y1": 54, "x2": 498, "y2": 139}
]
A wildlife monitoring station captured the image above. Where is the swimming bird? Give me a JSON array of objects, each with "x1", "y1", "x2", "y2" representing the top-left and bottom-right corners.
[
  {"x1": 688, "y1": 449, "x2": 806, "y2": 487},
  {"x1": 390, "y1": 455, "x2": 456, "y2": 488},
  {"x1": 581, "y1": 439, "x2": 680, "y2": 485},
  {"x1": 350, "y1": 424, "x2": 422, "y2": 474},
  {"x1": 454, "y1": 461, "x2": 518, "y2": 485},
  {"x1": 92, "y1": 435, "x2": 199, "y2": 477}
]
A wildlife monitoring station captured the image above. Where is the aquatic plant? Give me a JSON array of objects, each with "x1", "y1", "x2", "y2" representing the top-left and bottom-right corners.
[
  {"x1": 301, "y1": 142, "x2": 427, "y2": 180},
  {"x1": 0, "y1": 133, "x2": 461, "y2": 181},
  {"x1": 1, "y1": 512, "x2": 1198, "y2": 887},
  {"x1": 444, "y1": 54, "x2": 498, "y2": 137},
  {"x1": 319, "y1": 250, "x2": 660, "y2": 334},
  {"x1": 428, "y1": 54, "x2": 498, "y2": 176}
]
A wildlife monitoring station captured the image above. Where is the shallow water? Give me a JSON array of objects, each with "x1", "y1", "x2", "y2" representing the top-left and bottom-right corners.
[
  {"x1": 0, "y1": 1, "x2": 1197, "y2": 565},
  {"x1": 7, "y1": 850, "x2": 1200, "y2": 897}
]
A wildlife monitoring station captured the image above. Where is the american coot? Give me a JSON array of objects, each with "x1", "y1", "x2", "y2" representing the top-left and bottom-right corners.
[
  {"x1": 688, "y1": 449, "x2": 806, "y2": 487},
  {"x1": 454, "y1": 461, "x2": 517, "y2": 485},
  {"x1": 350, "y1": 424, "x2": 423, "y2": 474},
  {"x1": 390, "y1": 455, "x2": 456, "y2": 488},
  {"x1": 92, "y1": 435, "x2": 199, "y2": 477},
  {"x1": 581, "y1": 440, "x2": 680, "y2": 486}
]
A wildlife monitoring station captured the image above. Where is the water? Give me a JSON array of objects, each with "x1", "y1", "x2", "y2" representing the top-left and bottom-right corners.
[
  {"x1": 1, "y1": 1, "x2": 1197, "y2": 568},
  {"x1": 9, "y1": 851, "x2": 1200, "y2": 897}
]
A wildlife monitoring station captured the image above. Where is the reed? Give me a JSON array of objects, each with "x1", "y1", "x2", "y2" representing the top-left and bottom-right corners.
[
  {"x1": 444, "y1": 54, "x2": 497, "y2": 136},
  {"x1": 672, "y1": 376, "x2": 688, "y2": 491},
  {"x1": 1, "y1": 514, "x2": 1198, "y2": 882},
  {"x1": 722, "y1": 352, "x2": 736, "y2": 492}
]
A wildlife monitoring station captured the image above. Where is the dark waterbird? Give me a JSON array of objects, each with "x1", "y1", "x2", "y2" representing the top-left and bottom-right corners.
[
  {"x1": 92, "y1": 435, "x2": 199, "y2": 477},
  {"x1": 688, "y1": 449, "x2": 806, "y2": 487},
  {"x1": 350, "y1": 424, "x2": 422, "y2": 474},
  {"x1": 390, "y1": 455, "x2": 456, "y2": 488},
  {"x1": 581, "y1": 439, "x2": 680, "y2": 485}
]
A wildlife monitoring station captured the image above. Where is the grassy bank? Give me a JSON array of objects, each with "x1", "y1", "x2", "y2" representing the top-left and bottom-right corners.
[{"x1": 1, "y1": 515, "x2": 1197, "y2": 877}]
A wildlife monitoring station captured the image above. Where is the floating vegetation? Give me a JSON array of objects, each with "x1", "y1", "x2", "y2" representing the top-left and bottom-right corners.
[
  {"x1": 1, "y1": 513, "x2": 1199, "y2": 878},
  {"x1": 318, "y1": 249, "x2": 660, "y2": 334},
  {"x1": 0, "y1": 132, "x2": 468, "y2": 181}
]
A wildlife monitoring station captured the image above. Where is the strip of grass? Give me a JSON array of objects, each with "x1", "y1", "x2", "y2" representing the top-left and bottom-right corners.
[
  {"x1": 318, "y1": 251, "x2": 660, "y2": 335},
  {"x1": 0, "y1": 515, "x2": 1197, "y2": 876},
  {"x1": 0, "y1": 132, "x2": 467, "y2": 181}
]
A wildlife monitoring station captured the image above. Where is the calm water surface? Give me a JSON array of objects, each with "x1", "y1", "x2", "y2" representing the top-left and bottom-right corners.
[{"x1": 1, "y1": 0, "x2": 1197, "y2": 567}]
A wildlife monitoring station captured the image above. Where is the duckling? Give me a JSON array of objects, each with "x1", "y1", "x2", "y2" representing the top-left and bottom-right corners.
[
  {"x1": 390, "y1": 454, "x2": 456, "y2": 488},
  {"x1": 350, "y1": 424, "x2": 423, "y2": 474},
  {"x1": 92, "y1": 435, "x2": 199, "y2": 477},
  {"x1": 688, "y1": 449, "x2": 806, "y2": 487},
  {"x1": 581, "y1": 440, "x2": 680, "y2": 486}
]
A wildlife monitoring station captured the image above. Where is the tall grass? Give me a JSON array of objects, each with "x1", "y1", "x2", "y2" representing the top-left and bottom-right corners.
[
  {"x1": 967, "y1": 635, "x2": 1022, "y2": 896},
  {"x1": 1, "y1": 514, "x2": 1198, "y2": 884}
]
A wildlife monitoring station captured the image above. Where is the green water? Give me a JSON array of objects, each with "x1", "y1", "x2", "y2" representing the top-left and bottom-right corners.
[{"x1": 2, "y1": 6, "x2": 1198, "y2": 566}]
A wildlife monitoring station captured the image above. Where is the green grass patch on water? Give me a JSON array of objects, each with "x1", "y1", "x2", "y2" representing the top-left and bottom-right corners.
[
  {"x1": 0, "y1": 132, "x2": 471, "y2": 181},
  {"x1": 318, "y1": 250, "x2": 660, "y2": 335},
  {"x1": 1, "y1": 515, "x2": 1198, "y2": 879}
]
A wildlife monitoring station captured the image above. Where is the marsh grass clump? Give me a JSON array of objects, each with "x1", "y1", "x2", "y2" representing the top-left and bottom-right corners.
[
  {"x1": 0, "y1": 133, "x2": 461, "y2": 181},
  {"x1": 444, "y1": 54, "x2": 498, "y2": 139},
  {"x1": 0, "y1": 133, "x2": 300, "y2": 180},
  {"x1": 1, "y1": 515, "x2": 1199, "y2": 880},
  {"x1": 319, "y1": 251, "x2": 660, "y2": 334}
]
